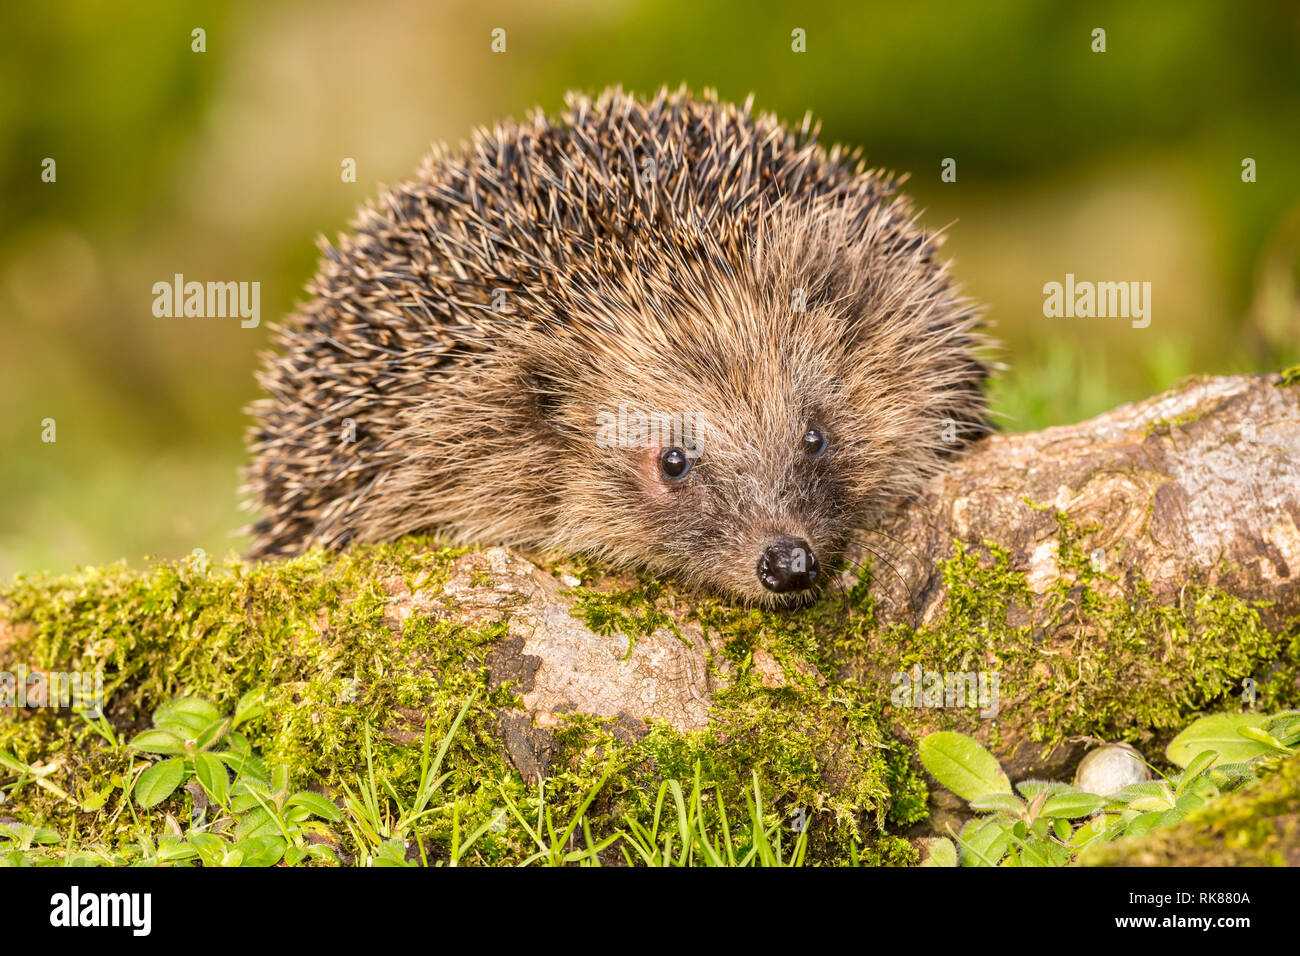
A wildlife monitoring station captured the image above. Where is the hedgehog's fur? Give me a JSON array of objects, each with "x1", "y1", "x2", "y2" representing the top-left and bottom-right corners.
[{"x1": 246, "y1": 87, "x2": 990, "y2": 604}]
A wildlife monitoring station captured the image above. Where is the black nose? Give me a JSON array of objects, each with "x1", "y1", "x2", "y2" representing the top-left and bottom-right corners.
[{"x1": 757, "y1": 536, "x2": 819, "y2": 593}]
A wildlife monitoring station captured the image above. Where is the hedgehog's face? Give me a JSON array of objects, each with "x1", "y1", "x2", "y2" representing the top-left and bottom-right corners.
[
  {"x1": 627, "y1": 413, "x2": 851, "y2": 605},
  {"x1": 541, "y1": 342, "x2": 875, "y2": 606},
  {"x1": 525, "y1": 204, "x2": 987, "y2": 604}
]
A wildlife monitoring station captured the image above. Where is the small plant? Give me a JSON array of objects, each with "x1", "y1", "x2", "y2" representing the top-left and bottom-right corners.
[
  {"x1": 617, "y1": 765, "x2": 808, "y2": 867},
  {"x1": 1166, "y1": 709, "x2": 1299, "y2": 766},
  {"x1": 916, "y1": 712, "x2": 1293, "y2": 867},
  {"x1": 500, "y1": 767, "x2": 619, "y2": 866},
  {"x1": 339, "y1": 693, "x2": 506, "y2": 867},
  {"x1": 127, "y1": 690, "x2": 341, "y2": 866},
  {"x1": 129, "y1": 690, "x2": 267, "y2": 808}
]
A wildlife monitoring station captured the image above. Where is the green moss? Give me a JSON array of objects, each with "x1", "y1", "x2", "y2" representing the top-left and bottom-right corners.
[
  {"x1": 0, "y1": 539, "x2": 533, "y2": 862},
  {"x1": 550, "y1": 499, "x2": 1296, "y2": 857},
  {"x1": 3, "y1": 504, "x2": 1297, "y2": 865},
  {"x1": 1143, "y1": 409, "x2": 1206, "y2": 437},
  {"x1": 1278, "y1": 364, "x2": 1300, "y2": 387},
  {"x1": 1083, "y1": 753, "x2": 1300, "y2": 866},
  {"x1": 0, "y1": 541, "x2": 908, "y2": 865},
  {"x1": 839, "y1": 505, "x2": 1299, "y2": 755},
  {"x1": 567, "y1": 575, "x2": 683, "y2": 658}
]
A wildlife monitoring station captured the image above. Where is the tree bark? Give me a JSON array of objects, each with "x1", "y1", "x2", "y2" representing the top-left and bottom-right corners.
[{"x1": 867, "y1": 372, "x2": 1300, "y2": 633}]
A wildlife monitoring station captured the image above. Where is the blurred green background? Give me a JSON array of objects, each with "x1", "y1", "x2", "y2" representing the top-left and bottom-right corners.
[{"x1": 2, "y1": 0, "x2": 1298, "y2": 577}]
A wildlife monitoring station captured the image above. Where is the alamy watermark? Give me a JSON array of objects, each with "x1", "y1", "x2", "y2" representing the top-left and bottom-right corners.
[
  {"x1": 1042, "y1": 273, "x2": 1151, "y2": 329},
  {"x1": 49, "y1": 886, "x2": 150, "y2": 936},
  {"x1": 1, "y1": 665, "x2": 104, "y2": 717},
  {"x1": 891, "y1": 664, "x2": 999, "y2": 719},
  {"x1": 595, "y1": 403, "x2": 704, "y2": 457},
  {"x1": 152, "y1": 273, "x2": 260, "y2": 328}
]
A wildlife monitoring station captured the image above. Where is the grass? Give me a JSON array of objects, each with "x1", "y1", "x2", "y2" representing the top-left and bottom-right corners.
[{"x1": 1, "y1": 689, "x2": 813, "y2": 867}]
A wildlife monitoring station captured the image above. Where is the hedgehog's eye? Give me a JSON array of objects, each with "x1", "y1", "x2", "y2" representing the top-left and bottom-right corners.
[
  {"x1": 659, "y1": 447, "x2": 692, "y2": 481},
  {"x1": 801, "y1": 427, "x2": 828, "y2": 458}
]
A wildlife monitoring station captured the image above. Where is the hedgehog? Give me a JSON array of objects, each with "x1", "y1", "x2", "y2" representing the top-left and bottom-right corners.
[{"x1": 245, "y1": 86, "x2": 990, "y2": 605}]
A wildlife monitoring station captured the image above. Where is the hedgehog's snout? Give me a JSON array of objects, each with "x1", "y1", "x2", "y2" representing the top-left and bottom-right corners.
[{"x1": 756, "y1": 535, "x2": 819, "y2": 593}]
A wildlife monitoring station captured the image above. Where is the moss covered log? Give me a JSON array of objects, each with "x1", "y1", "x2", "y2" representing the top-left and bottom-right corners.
[
  {"x1": 0, "y1": 542, "x2": 918, "y2": 864},
  {"x1": 1, "y1": 372, "x2": 1298, "y2": 864}
]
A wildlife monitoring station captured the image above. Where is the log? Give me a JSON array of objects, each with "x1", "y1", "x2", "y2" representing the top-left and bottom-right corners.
[
  {"x1": 473, "y1": 374, "x2": 1300, "y2": 785},
  {"x1": 2, "y1": 372, "x2": 1298, "y2": 861},
  {"x1": 869, "y1": 371, "x2": 1300, "y2": 632}
]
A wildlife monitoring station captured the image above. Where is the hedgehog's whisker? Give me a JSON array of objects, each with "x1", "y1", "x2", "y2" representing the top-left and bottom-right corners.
[
  {"x1": 842, "y1": 543, "x2": 915, "y2": 603},
  {"x1": 857, "y1": 524, "x2": 933, "y2": 578}
]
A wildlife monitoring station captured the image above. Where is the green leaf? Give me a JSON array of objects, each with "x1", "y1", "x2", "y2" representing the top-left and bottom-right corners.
[
  {"x1": 1107, "y1": 780, "x2": 1166, "y2": 802},
  {"x1": 194, "y1": 752, "x2": 230, "y2": 806},
  {"x1": 1208, "y1": 760, "x2": 1259, "y2": 787},
  {"x1": 129, "y1": 730, "x2": 186, "y2": 755},
  {"x1": 955, "y1": 818, "x2": 1009, "y2": 867},
  {"x1": 1166, "y1": 713, "x2": 1272, "y2": 767},
  {"x1": 1068, "y1": 815, "x2": 1111, "y2": 847},
  {"x1": 1125, "y1": 811, "x2": 1166, "y2": 838},
  {"x1": 135, "y1": 758, "x2": 185, "y2": 808},
  {"x1": 1174, "y1": 789, "x2": 1207, "y2": 814},
  {"x1": 230, "y1": 779, "x2": 271, "y2": 813},
  {"x1": 373, "y1": 838, "x2": 413, "y2": 867},
  {"x1": 968, "y1": 792, "x2": 1026, "y2": 815},
  {"x1": 1040, "y1": 792, "x2": 1106, "y2": 818},
  {"x1": 156, "y1": 841, "x2": 199, "y2": 862},
  {"x1": 285, "y1": 791, "x2": 342, "y2": 822},
  {"x1": 271, "y1": 765, "x2": 290, "y2": 799},
  {"x1": 1262, "y1": 712, "x2": 1300, "y2": 745},
  {"x1": 1016, "y1": 832, "x2": 1053, "y2": 866},
  {"x1": 1015, "y1": 780, "x2": 1077, "y2": 800},
  {"x1": 1175, "y1": 750, "x2": 1218, "y2": 797},
  {"x1": 234, "y1": 807, "x2": 281, "y2": 842},
  {"x1": 1160, "y1": 805, "x2": 1189, "y2": 828},
  {"x1": 79, "y1": 784, "x2": 112, "y2": 812},
  {"x1": 218, "y1": 749, "x2": 269, "y2": 783},
  {"x1": 1128, "y1": 794, "x2": 1174, "y2": 812},
  {"x1": 237, "y1": 835, "x2": 286, "y2": 867},
  {"x1": 917, "y1": 732, "x2": 1011, "y2": 801},
  {"x1": 307, "y1": 844, "x2": 338, "y2": 864},
  {"x1": 1236, "y1": 726, "x2": 1292, "y2": 753},
  {"x1": 194, "y1": 718, "x2": 232, "y2": 753},
  {"x1": 1052, "y1": 818, "x2": 1072, "y2": 841},
  {"x1": 233, "y1": 688, "x2": 267, "y2": 729},
  {"x1": 920, "y1": 838, "x2": 958, "y2": 867},
  {"x1": 153, "y1": 697, "x2": 220, "y2": 736},
  {"x1": 188, "y1": 833, "x2": 225, "y2": 867},
  {"x1": 284, "y1": 845, "x2": 308, "y2": 866}
]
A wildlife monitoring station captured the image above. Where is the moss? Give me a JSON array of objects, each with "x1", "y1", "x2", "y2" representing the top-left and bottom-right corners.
[
  {"x1": 838, "y1": 505, "x2": 1299, "y2": 758},
  {"x1": 2, "y1": 504, "x2": 1297, "y2": 865},
  {"x1": 1143, "y1": 409, "x2": 1206, "y2": 437},
  {"x1": 1083, "y1": 753, "x2": 1300, "y2": 866},
  {"x1": 1278, "y1": 364, "x2": 1300, "y2": 387},
  {"x1": 0, "y1": 541, "x2": 906, "y2": 865},
  {"x1": 0, "y1": 539, "x2": 532, "y2": 862},
  {"x1": 567, "y1": 575, "x2": 683, "y2": 658},
  {"x1": 554, "y1": 567, "x2": 910, "y2": 862}
]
